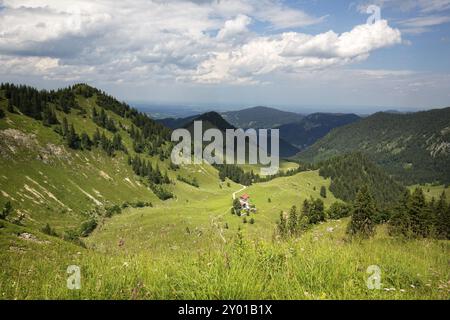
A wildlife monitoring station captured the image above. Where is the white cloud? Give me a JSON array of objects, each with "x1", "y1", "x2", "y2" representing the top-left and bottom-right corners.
[
  {"x1": 192, "y1": 20, "x2": 401, "y2": 84},
  {"x1": 398, "y1": 15, "x2": 450, "y2": 34},
  {"x1": 0, "y1": 0, "x2": 400, "y2": 86},
  {"x1": 216, "y1": 14, "x2": 252, "y2": 40}
]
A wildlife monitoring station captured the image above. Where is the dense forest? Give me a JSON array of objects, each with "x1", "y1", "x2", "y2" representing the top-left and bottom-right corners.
[
  {"x1": 317, "y1": 153, "x2": 406, "y2": 206},
  {"x1": 296, "y1": 108, "x2": 450, "y2": 185}
]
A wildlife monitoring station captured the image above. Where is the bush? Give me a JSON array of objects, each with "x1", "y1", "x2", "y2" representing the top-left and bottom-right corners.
[
  {"x1": 0, "y1": 201, "x2": 13, "y2": 220},
  {"x1": 0, "y1": 108, "x2": 5, "y2": 119},
  {"x1": 41, "y1": 223, "x2": 58, "y2": 237},
  {"x1": 79, "y1": 218, "x2": 97, "y2": 237},
  {"x1": 327, "y1": 202, "x2": 351, "y2": 220},
  {"x1": 105, "y1": 205, "x2": 122, "y2": 217},
  {"x1": 250, "y1": 218, "x2": 255, "y2": 224},
  {"x1": 63, "y1": 230, "x2": 86, "y2": 248}
]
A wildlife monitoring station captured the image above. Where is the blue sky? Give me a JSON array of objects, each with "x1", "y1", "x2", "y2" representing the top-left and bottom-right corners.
[{"x1": 0, "y1": 0, "x2": 449, "y2": 113}]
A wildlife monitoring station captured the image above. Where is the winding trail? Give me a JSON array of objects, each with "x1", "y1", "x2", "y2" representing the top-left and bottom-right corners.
[{"x1": 232, "y1": 185, "x2": 247, "y2": 200}]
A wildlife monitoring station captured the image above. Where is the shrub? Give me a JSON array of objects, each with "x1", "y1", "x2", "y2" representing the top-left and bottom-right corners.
[
  {"x1": 79, "y1": 218, "x2": 97, "y2": 237},
  {"x1": 327, "y1": 202, "x2": 351, "y2": 220},
  {"x1": 41, "y1": 223, "x2": 58, "y2": 237},
  {"x1": 0, "y1": 201, "x2": 13, "y2": 220},
  {"x1": 105, "y1": 205, "x2": 122, "y2": 217}
]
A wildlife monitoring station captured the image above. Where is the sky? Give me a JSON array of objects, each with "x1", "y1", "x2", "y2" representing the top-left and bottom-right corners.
[{"x1": 0, "y1": 0, "x2": 450, "y2": 113}]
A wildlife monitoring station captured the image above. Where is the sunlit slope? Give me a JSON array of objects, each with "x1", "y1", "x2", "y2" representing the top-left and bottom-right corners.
[
  {"x1": 86, "y1": 170, "x2": 338, "y2": 254},
  {"x1": 0, "y1": 105, "x2": 159, "y2": 231}
]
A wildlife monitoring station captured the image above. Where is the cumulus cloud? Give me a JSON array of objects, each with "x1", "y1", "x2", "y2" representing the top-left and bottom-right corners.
[
  {"x1": 216, "y1": 14, "x2": 251, "y2": 40},
  {"x1": 0, "y1": 0, "x2": 401, "y2": 85},
  {"x1": 192, "y1": 20, "x2": 401, "y2": 84}
]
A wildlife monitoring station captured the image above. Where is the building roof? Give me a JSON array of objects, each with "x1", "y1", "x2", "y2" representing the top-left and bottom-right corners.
[{"x1": 240, "y1": 193, "x2": 250, "y2": 200}]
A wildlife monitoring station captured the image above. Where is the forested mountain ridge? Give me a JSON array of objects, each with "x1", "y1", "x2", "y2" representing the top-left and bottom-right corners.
[
  {"x1": 296, "y1": 108, "x2": 450, "y2": 185},
  {"x1": 276, "y1": 113, "x2": 361, "y2": 151}
]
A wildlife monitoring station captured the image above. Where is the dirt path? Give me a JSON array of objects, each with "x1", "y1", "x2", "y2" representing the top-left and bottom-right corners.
[{"x1": 232, "y1": 185, "x2": 247, "y2": 200}]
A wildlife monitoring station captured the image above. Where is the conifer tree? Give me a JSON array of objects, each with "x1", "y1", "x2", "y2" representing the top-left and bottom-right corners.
[
  {"x1": 436, "y1": 192, "x2": 450, "y2": 239},
  {"x1": 277, "y1": 212, "x2": 288, "y2": 238},
  {"x1": 347, "y1": 186, "x2": 376, "y2": 238},
  {"x1": 62, "y1": 117, "x2": 69, "y2": 137},
  {"x1": 389, "y1": 190, "x2": 411, "y2": 237},
  {"x1": 80, "y1": 132, "x2": 92, "y2": 150},
  {"x1": 409, "y1": 188, "x2": 430, "y2": 237},
  {"x1": 320, "y1": 186, "x2": 327, "y2": 198},
  {"x1": 288, "y1": 205, "x2": 298, "y2": 235}
]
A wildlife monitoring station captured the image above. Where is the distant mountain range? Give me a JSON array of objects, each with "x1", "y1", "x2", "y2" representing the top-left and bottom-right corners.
[
  {"x1": 296, "y1": 107, "x2": 450, "y2": 185},
  {"x1": 157, "y1": 107, "x2": 363, "y2": 157},
  {"x1": 220, "y1": 106, "x2": 304, "y2": 129}
]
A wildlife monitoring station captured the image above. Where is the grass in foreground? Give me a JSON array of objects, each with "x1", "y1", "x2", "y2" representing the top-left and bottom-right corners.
[{"x1": 1, "y1": 218, "x2": 448, "y2": 300}]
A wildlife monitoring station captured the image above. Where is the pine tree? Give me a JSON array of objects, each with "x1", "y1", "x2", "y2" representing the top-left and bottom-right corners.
[
  {"x1": 388, "y1": 190, "x2": 412, "y2": 237},
  {"x1": 347, "y1": 186, "x2": 376, "y2": 238},
  {"x1": 66, "y1": 124, "x2": 80, "y2": 149},
  {"x1": 409, "y1": 188, "x2": 430, "y2": 237},
  {"x1": 93, "y1": 128, "x2": 101, "y2": 147},
  {"x1": 7, "y1": 100, "x2": 14, "y2": 113},
  {"x1": 320, "y1": 186, "x2": 327, "y2": 198},
  {"x1": 436, "y1": 192, "x2": 450, "y2": 239},
  {"x1": 80, "y1": 132, "x2": 92, "y2": 150},
  {"x1": 288, "y1": 205, "x2": 298, "y2": 235},
  {"x1": 277, "y1": 211, "x2": 288, "y2": 238},
  {"x1": 62, "y1": 117, "x2": 69, "y2": 137}
]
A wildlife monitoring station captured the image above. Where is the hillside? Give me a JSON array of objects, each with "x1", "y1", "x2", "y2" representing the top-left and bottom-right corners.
[
  {"x1": 296, "y1": 108, "x2": 450, "y2": 185},
  {"x1": 0, "y1": 83, "x2": 230, "y2": 234},
  {"x1": 221, "y1": 106, "x2": 304, "y2": 129},
  {"x1": 317, "y1": 153, "x2": 406, "y2": 205},
  {"x1": 277, "y1": 113, "x2": 360, "y2": 151}
]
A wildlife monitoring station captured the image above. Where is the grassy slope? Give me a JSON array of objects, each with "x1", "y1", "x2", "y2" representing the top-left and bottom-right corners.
[
  {"x1": 1, "y1": 218, "x2": 448, "y2": 299},
  {"x1": 0, "y1": 96, "x2": 159, "y2": 231}
]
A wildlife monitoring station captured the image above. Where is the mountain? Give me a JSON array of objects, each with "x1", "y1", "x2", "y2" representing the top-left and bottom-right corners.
[
  {"x1": 171, "y1": 111, "x2": 300, "y2": 158},
  {"x1": 221, "y1": 106, "x2": 304, "y2": 129},
  {"x1": 184, "y1": 111, "x2": 236, "y2": 131},
  {"x1": 158, "y1": 114, "x2": 199, "y2": 129},
  {"x1": 276, "y1": 113, "x2": 361, "y2": 151},
  {"x1": 0, "y1": 83, "x2": 200, "y2": 232},
  {"x1": 296, "y1": 107, "x2": 450, "y2": 185}
]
